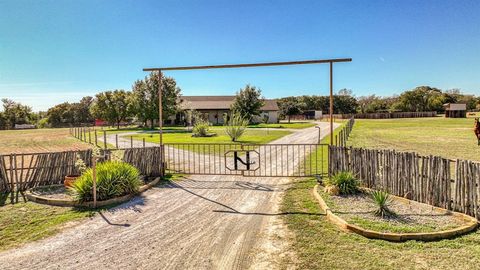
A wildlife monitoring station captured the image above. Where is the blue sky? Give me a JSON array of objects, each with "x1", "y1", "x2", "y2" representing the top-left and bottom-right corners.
[{"x1": 0, "y1": 0, "x2": 479, "y2": 111}]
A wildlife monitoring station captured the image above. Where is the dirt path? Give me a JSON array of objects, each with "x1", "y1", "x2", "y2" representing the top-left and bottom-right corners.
[{"x1": 0, "y1": 122, "x2": 339, "y2": 270}]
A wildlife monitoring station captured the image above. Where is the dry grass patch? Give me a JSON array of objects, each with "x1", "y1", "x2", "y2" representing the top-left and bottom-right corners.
[{"x1": 0, "y1": 128, "x2": 90, "y2": 154}]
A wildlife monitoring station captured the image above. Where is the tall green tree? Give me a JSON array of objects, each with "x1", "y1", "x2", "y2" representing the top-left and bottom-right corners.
[
  {"x1": 90, "y1": 90, "x2": 132, "y2": 129},
  {"x1": 278, "y1": 97, "x2": 303, "y2": 123},
  {"x1": 392, "y1": 86, "x2": 444, "y2": 112},
  {"x1": 1, "y1": 99, "x2": 34, "y2": 129},
  {"x1": 46, "y1": 102, "x2": 75, "y2": 127},
  {"x1": 46, "y1": 96, "x2": 94, "y2": 127},
  {"x1": 231, "y1": 84, "x2": 265, "y2": 122},
  {"x1": 131, "y1": 72, "x2": 181, "y2": 129},
  {"x1": 0, "y1": 112, "x2": 6, "y2": 130}
]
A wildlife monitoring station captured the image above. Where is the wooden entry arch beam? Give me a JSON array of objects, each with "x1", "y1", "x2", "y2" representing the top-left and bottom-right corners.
[{"x1": 143, "y1": 58, "x2": 352, "y2": 176}]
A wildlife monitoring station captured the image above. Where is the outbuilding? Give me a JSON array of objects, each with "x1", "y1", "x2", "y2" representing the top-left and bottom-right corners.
[{"x1": 443, "y1": 103, "x2": 467, "y2": 118}]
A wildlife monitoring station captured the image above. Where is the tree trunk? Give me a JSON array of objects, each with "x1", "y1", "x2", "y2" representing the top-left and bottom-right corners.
[
  {"x1": 150, "y1": 118, "x2": 154, "y2": 130},
  {"x1": 117, "y1": 121, "x2": 120, "y2": 130},
  {"x1": 288, "y1": 115, "x2": 291, "y2": 123}
]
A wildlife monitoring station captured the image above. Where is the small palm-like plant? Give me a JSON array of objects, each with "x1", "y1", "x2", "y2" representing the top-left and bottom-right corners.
[
  {"x1": 225, "y1": 111, "x2": 248, "y2": 142},
  {"x1": 371, "y1": 190, "x2": 395, "y2": 218},
  {"x1": 325, "y1": 171, "x2": 359, "y2": 195}
]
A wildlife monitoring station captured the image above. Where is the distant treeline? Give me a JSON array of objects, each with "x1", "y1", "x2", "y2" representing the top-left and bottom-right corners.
[
  {"x1": 277, "y1": 86, "x2": 480, "y2": 120},
  {"x1": 1, "y1": 85, "x2": 479, "y2": 130}
]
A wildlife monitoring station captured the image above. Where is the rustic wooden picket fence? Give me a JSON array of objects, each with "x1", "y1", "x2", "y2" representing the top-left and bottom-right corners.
[
  {"x1": 329, "y1": 146, "x2": 480, "y2": 219},
  {"x1": 334, "y1": 117, "x2": 355, "y2": 146},
  {"x1": 0, "y1": 147, "x2": 164, "y2": 203}
]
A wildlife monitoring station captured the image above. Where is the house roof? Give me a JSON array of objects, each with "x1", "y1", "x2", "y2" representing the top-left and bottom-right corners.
[
  {"x1": 180, "y1": 96, "x2": 279, "y2": 111},
  {"x1": 443, "y1": 103, "x2": 467, "y2": 110}
]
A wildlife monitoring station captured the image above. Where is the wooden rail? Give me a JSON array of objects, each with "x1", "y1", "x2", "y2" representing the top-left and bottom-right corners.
[
  {"x1": 0, "y1": 147, "x2": 164, "y2": 204},
  {"x1": 329, "y1": 146, "x2": 480, "y2": 219}
]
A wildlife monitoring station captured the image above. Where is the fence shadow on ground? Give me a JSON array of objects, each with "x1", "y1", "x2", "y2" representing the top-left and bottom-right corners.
[{"x1": 159, "y1": 178, "x2": 324, "y2": 217}]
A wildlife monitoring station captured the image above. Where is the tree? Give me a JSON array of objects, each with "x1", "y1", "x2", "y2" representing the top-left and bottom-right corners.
[
  {"x1": 90, "y1": 90, "x2": 132, "y2": 129},
  {"x1": 131, "y1": 72, "x2": 181, "y2": 129},
  {"x1": 1, "y1": 99, "x2": 34, "y2": 129},
  {"x1": 0, "y1": 112, "x2": 6, "y2": 130},
  {"x1": 46, "y1": 96, "x2": 94, "y2": 127},
  {"x1": 231, "y1": 84, "x2": 265, "y2": 123},
  {"x1": 72, "y1": 96, "x2": 94, "y2": 124},
  {"x1": 278, "y1": 97, "x2": 303, "y2": 123},
  {"x1": 46, "y1": 102, "x2": 74, "y2": 127},
  {"x1": 392, "y1": 86, "x2": 444, "y2": 112}
]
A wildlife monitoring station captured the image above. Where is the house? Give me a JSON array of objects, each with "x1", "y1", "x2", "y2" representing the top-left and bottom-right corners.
[
  {"x1": 443, "y1": 103, "x2": 467, "y2": 118},
  {"x1": 178, "y1": 96, "x2": 279, "y2": 124}
]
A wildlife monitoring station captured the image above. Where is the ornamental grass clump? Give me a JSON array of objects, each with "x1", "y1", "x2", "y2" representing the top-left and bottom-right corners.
[
  {"x1": 371, "y1": 190, "x2": 396, "y2": 218},
  {"x1": 325, "y1": 171, "x2": 359, "y2": 195},
  {"x1": 192, "y1": 118, "x2": 211, "y2": 137},
  {"x1": 70, "y1": 161, "x2": 141, "y2": 202}
]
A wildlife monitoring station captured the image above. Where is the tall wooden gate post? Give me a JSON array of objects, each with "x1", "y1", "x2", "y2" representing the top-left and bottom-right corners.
[
  {"x1": 329, "y1": 62, "x2": 334, "y2": 145},
  {"x1": 158, "y1": 71, "x2": 165, "y2": 177}
]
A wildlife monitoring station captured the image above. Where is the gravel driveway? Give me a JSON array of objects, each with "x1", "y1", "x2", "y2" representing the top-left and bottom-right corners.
[{"x1": 0, "y1": 122, "x2": 338, "y2": 270}]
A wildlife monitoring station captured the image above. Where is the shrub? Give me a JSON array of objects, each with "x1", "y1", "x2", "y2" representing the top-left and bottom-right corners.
[
  {"x1": 192, "y1": 118, "x2": 211, "y2": 137},
  {"x1": 70, "y1": 161, "x2": 141, "y2": 202},
  {"x1": 371, "y1": 190, "x2": 395, "y2": 218},
  {"x1": 325, "y1": 171, "x2": 359, "y2": 195},
  {"x1": 225, "y1": 112, "x2": 248, "y2": 142}
]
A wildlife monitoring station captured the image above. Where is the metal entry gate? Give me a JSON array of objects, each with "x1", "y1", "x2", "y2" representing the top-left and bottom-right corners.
[{"x1": 164, "y1": 143, "x2": 328, "y2": 177}]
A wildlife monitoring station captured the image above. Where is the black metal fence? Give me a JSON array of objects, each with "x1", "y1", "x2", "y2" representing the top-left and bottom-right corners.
[{"x1": 164, "y1": 143, "x2": 328, "y2": 177}]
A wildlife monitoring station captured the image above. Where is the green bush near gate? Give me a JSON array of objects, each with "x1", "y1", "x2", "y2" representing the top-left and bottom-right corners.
[
  {"x1": 69, "y1": 161, "x2": 141, "y2": 202},
  {"x1": 325, "y1": 171, "x2": 359, "y2": 195}
]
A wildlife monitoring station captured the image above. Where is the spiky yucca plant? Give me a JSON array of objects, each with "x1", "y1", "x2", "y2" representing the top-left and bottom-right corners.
[
  {"x1": 371, "y1": 190, "x2": 395, "y2": 218},
  {"x1": 225, "y1": 111, "x2": 248, "y2": 142},
  {"x1": 325, "y1": 171, "x2": 359, "y2": 195},
  {"x1": 70, "y1": 161, "x2": 141, "y2": 202}
]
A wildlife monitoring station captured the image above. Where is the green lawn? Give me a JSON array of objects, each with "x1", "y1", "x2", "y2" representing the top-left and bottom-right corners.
[
  {"x1": 281, "y1": 177, "x2": 480, "y2": 269},
  {"x1": 128, "y1": 129, "x2": 292, "y2": 144},
  {"x1": 303, "y1": 120, "x2": 347, "y2": 176},
  {"x1": 247, "y1": 122, "x2": 316, "y2": 129},
  {"x1": 0, "y1": 201, "x2": 95, "y2": 251},
  {"x1": 348, "y1": 117, "x2": 480, "y2": 161}
]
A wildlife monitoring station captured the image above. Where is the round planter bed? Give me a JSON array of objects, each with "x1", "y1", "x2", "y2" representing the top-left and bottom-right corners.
[
  {"x1": 26, "y1": 177, "x2": 161, "y2": 208},
  {"x1": 313, "y1": 184, "x2": 478, "y2": 242}
]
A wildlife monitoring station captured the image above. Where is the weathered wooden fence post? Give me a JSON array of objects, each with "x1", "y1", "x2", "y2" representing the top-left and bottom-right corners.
[
  {"x1": 94, "y1": 130, "x2": 98, "y2": 146},
  {"x1": 103, "y1": 131, "x2": 107, "y2": 150}
]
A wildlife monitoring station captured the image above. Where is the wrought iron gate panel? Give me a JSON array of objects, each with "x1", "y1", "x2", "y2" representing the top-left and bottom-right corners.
[{"x1": 164, "y1": 143, "x2": 328, "y2": 177}]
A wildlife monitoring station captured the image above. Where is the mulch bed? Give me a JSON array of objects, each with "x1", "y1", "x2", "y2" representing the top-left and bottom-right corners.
[{"x1": 321, "y1": 188, "x2": 466, "y2": 233}]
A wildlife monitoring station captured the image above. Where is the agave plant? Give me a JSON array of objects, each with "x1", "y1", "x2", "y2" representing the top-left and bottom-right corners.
[{"x1": 371, "y1": 190, "x2": 395, "y2": 218}]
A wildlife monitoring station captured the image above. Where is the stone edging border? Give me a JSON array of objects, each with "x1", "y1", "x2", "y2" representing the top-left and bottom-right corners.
[
  {"x1": 313, "y1": 184, "x2": 478, "y2": 242},
  {"x1": 26, "y1": 177, "x2": 161, "y2": 208}
]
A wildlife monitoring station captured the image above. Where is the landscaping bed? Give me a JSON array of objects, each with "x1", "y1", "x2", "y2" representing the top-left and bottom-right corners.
[
  {"x1": 319, "y1": 188, "x2": 466, "y2": 233},
  {"x1": 26, "y1": 176, "x2": 160, "y2": 208}
]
